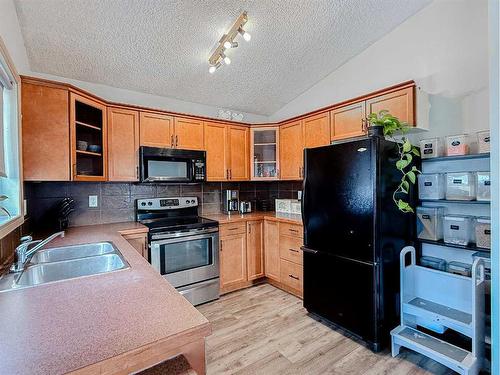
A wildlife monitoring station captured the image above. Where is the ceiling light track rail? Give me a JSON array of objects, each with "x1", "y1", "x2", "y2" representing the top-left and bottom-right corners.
[{"x1": 209, "y1": 11, "x2": 251, "y2": 73}]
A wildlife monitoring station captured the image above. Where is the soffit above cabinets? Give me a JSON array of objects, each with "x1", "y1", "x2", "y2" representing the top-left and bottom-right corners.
[{"x1": 15, "y1": 0, "x2": 430, "y2": 116}]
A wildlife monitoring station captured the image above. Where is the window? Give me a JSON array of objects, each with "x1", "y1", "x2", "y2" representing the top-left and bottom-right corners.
[{"x1": 0, "y1": 38, "x2": 22, "y2": 237}]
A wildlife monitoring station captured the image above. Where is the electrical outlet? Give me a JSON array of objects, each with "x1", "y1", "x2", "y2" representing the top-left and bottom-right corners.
[
  {"x1": 88, "y1": 195, "x2": 98, "y2": 208},
  {"x1": 297, "y1": 191, "x2": 302, "y2": 200}
]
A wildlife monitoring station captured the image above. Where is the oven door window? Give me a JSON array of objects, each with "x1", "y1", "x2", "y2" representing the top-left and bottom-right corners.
[{"x1": 160, "y1": 237, "x2": 213, "y2": 274}]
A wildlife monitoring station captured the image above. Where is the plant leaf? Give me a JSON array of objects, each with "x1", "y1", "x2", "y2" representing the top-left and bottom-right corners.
[
  {"x1": 403, "y1": 139, "x2": 412, "y2": 152},
  {"x1": 0, "y1": 195, "x2": 7, "y2": 201},
  {"x1": 411, "y1": 147, "x2": 420, "y2": 156},
  {"x1": 401, "y1": 180, "x2": 410, "y2": 193},
  {"x1": 396, "y1": 159, "x2": 409, "y2": 170},
  {"x1": 407, "y1": 171, "x2": 416, "y2": 184}
]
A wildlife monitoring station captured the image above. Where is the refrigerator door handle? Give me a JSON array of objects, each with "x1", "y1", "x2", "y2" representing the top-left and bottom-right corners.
[{"x1": 300, "y1": 246, "x2": 318, "y2": 254}]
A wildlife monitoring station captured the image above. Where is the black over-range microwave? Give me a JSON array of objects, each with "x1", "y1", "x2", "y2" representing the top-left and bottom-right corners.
[{"x1": 139, "y1": 146, "x2": 206, "y2": 183}]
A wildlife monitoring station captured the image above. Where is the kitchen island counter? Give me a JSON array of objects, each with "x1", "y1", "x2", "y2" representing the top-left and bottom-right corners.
[{"x1": 0, "y1": 222, "x2": 210, "y2": 375}]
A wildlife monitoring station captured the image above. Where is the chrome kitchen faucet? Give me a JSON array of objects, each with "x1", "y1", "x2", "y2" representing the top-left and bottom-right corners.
[{"x1": 11, "y1": 231, "x2": 65, "y2": 272}]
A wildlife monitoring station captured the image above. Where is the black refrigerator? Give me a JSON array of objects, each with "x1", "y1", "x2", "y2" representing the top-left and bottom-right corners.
[{"x1": 301, "y1": 137, "x2": 415, "y2": 352}]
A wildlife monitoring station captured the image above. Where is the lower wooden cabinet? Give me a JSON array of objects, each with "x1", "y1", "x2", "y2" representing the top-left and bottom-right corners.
[
  {"x1": 220, "y1": 232, "x2": 247, "y2": 290},
  {"x1": 280, "y1": 258, "x2": 303, "y2": 293},
  {"x1": 219, "y1": 219, "x2": 303, "y2": 297},
  {"x1": 264, "y1": 220, "x2": 280, "y2": 281},
  {"x1": 247, "y1": 220, "x2": 264, "y2": 280},
  {"x1": 123, "y1": 232, "x2": 148, "y2": 260}
]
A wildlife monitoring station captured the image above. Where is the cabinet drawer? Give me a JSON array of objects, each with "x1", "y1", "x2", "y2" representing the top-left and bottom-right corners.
[
  {"x1": 220, "y1": 222, "x2": 246, "y2": 237},
  {"x1": 280, "y1": 259, "x2": 303, "y2": 292},
  {"x1": 279, "y1": 235, "x2": 303, "y2": 265},
  {"x1": 279, "y1": 223, "x2": 303, "y2": 238}
]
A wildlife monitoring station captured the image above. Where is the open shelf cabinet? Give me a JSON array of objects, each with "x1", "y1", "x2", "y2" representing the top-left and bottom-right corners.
[
  {"x1": 250, "y1": 127, "x2": 280, "y2": 180},
  {"x1": 70, "y1": 93, "x2": 107, "y2": 181}
]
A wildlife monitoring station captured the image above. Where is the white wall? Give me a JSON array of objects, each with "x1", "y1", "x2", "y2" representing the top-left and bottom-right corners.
[
  {"x1": 269, "y1": 0, "x2": 489, "y2": 135},
  {"x1": 0, "y1": 0, "x2": 268, "y2": 123},
  {"x1": 0, "y1": 0, "x2": 30, "y2": 73},
  {"x1": 30, "y1": 72, "x2": 269, "y2": 123}
]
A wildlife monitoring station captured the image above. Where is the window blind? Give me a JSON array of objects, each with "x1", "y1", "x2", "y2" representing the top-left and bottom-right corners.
[{"x1": 0, "y1": 63, "x2": 12, "y2": 178}]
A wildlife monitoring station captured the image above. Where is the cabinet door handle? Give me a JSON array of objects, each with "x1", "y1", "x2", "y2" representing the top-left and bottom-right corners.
[
  {"x1": 229, "y1": 169, "x2": 232, "y2": 180},
  {"x1": 226, "y1": 169, "x2": 229, "y2": 180},
  {"x1": 170, "y1": 135, "x2": 174, "y2": 148},
  {"x1": 289, "y1": 248, "x2": 299, "y2": 253},
  {"x1": 228, "y1": 227, "x2": 238, "y2": 231},
  {"x1": 220, "y1": 240, "x2": 223, "y2": 251},
  {"x1": 289, "y1": 228, "x2": 299, "y2": 233},
  {"x1": 175, "y1": 135, "x2": 178, "y2": 147},
  {"x1": 289, "y1": 274, "x2": 299, "y2": 280}
]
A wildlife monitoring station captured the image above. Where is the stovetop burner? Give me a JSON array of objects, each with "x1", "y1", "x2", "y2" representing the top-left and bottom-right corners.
[{"x1": 135, "y1": 196, "x2": 218, "y2": 234}]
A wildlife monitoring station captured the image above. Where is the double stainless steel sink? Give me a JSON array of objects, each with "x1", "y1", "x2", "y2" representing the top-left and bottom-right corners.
[{"x1": 0, "y1": 242, "x2": 129, "y2": 292}]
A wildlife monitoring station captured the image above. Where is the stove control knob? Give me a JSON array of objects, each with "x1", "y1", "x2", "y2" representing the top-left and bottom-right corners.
[
  {"x1": 185, "y1": 199, "x2": 190, "y2": 204},
  {"x1": 191, "y1": 199, "x2": 195, "y2": 204},
  {"x1": 141, "y1": 202, "x2": 146, "y2": 206},
  {"x1": 148, "y1": 202, "x2": 153, "y2": 206}
]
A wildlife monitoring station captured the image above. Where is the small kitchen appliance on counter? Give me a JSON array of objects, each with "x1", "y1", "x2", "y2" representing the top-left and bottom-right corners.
[
  {"x1": 223, "y1": 190, "x2": 240, "y2": 213},
  {"x1": 239, "y1": 201, "x2": 252, "y2": 214},
  {"x1": 136, "y1": 197, "x2": 219, "y2": 306}
]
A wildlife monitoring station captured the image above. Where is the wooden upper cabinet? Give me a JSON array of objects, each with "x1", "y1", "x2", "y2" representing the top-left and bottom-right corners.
[
  {"x1": 204, "y1": 121, "x2": 228, "y2": 181},
  {"x1": 264, "y1": 220, "x2": 280, "y2": 282},
  {"x1": 70, "y1": 93, "x2": 107, "y2": 181},
  {"x1": 365, "y1": 86, "x2": 415, "y2": 125},
  {"x1": 280, "y1": 121, "x2": 304, "y2": 180},
  {"x1": 228, "y1": 126, "x2": 249, "y2": 181},
  {"x1": 303, "y1": 112, "x2": 330, "y2": 148},
  {"x1": 22, "y1": 82, "x2": 70, "y2": 181},
  {"x1": 108, "y1": 107, "x2": 139, "y2": 181},
  {"x1": 247, "y1": 220, "x2": 264, "y2": 280},
  {"x1": 139, "y1": 112, "x2": 174, "y2": 148},
  {"x1": 220, "y1": 232, "x2": 247, "y2": 289},
  {"x1": 330, "y1": 101, "x2": 366, "y2": 141},
  {"x1": 174, "y1": 117, "x2": 204, "y2": 150}
]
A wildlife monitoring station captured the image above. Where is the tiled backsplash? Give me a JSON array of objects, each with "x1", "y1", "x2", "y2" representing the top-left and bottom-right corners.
[{"x1": 24, "y1": 181, "x2": 302, "y2": 230}]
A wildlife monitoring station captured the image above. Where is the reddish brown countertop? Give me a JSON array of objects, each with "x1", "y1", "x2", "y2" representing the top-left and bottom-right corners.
[
  {"x1": 0, "y1": 222, "x2": 211, "y2": 375},
  {"x1": 203, "y1": 211, "x2": 303, "y2": 225}
]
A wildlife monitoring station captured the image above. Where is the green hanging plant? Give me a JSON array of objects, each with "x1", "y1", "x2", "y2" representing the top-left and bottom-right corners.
[
  {"x1": 0, "y1": 195, "x2": 11, "y2": 217},
  {"x1": 366, "y1": 110, "x2": 421, "y2": 214}
]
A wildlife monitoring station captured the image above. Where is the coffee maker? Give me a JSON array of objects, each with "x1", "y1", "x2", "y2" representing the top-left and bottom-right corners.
[{"x1": 223, "y1": 190, "x2": 239, "y2": 213}]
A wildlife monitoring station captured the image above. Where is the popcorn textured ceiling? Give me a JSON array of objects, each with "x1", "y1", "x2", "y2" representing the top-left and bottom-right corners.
[{"x1": 15, "y1": 0, "x2": 430, "y2": 116}]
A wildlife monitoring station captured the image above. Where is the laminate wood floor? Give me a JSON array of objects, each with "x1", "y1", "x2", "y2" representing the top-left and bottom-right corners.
[{"x1": 197, "y1": 284, "x2": 455, "y2": 375}]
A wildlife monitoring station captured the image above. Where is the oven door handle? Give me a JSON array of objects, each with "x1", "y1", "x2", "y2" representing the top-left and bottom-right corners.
[
  {"x1": 151, "y1": 231, "x2": 219, "y2": 246},
  {"x1": 151, "y1": 227, "x2": 218, "y2": 241}
]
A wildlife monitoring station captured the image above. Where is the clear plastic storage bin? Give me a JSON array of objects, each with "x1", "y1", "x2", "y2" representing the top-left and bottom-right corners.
[
  {"x1": 446, "y1": 172, "x2": 476, "y2": 200},
  {"x1": 443, "y1": 215, "x2": 473, "y2": 246},
  {"x1": 477, "y1": 130, "x2": 490, "y2": 154},
  {"x1": 420, "y1": 256, "x2": 447, "y2": 271},
  {"x1": 416, "y1": 206, "x2": 444, "y2": 241},
  {"x1": 419, "y1": 138, "x2": 444, "y2": 159},
  {"x1": 446, "y1": 134, "x2": 470, "y2": 156},
  {"x1": 476, "y1": 171, "x2": 490, "y2": 201},
  {"x1": 475, "y1": 217, "x2": 491, "y2": 250},
  {"x1": 418, "y1": 174, "x2": 446, "y2": 200},
  {"x1": 447, "y1": 261, "x2": 472, "y2": 277}
]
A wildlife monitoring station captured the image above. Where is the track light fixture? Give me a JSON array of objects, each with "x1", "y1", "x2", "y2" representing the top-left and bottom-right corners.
[{"x1": 208, "y1": 11, "x2": 250, "y2": 73}]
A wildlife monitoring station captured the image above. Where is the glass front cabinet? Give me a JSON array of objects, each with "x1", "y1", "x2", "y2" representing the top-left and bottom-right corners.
[{"x1": 250, "y1": 127, "x2": 280, "y2": 180}]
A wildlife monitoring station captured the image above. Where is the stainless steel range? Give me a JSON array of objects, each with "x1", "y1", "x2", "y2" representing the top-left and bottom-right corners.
[{"x1": 136, "y1": 197, "x2": 219, "y2": 306}]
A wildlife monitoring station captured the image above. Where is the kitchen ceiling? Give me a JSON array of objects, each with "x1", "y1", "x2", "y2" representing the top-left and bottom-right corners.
[{"x1": 15, "y1": 0, "x2": 431, "y2": 116}]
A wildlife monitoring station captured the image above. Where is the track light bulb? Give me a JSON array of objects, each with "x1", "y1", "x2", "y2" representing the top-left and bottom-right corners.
[
  {"x1": 239, "y1": 28, "x2": 251, "y2": 42},
  {"x1": 223, "y1": 55, "x2": 231, "y2": 65},
  {"x1": 209, "y1": 62, "x2": 221, "y2": 74},
  {"x1": 223, "y1": 41, "x2": 232, "y2": 49}
]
